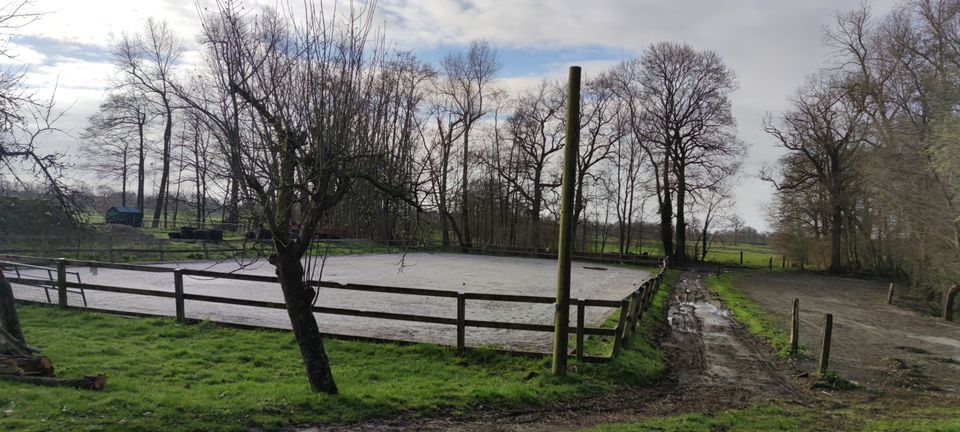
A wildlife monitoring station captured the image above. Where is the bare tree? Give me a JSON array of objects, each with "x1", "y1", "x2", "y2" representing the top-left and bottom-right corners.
[
  {"x1": 112, "y1": 18, "x2": 183, "y2": 228},
  {"x1": 199, "y1": 1, "x2": 425, "y2": 393},
  {"x1": 436, "y1": 40, "x2": 500, "y2": 249},
  {"x1": 763, "y1": 72, "x2": 868, "y2": 273}
]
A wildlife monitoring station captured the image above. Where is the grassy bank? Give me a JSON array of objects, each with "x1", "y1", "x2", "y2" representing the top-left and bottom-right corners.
[
  {"x1": 587, "y1": 400, "x2": 960, "y2": 432},
  {"x1": 0, "y1": 272, "x2": 674, "y2": 432},
  {"x1": 704, "y1": 272, "x2": 795, "y2": 357}
]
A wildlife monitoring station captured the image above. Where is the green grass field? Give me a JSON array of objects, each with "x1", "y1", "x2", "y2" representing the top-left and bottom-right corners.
[{"x1": 0, "y1": 269, "x2": 674, "y2": 432}]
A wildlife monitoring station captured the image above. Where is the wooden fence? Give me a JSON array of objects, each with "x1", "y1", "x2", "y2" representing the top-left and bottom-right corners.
[{"x1": 1, "y1": 256, "x2": 669, "y2": 361}]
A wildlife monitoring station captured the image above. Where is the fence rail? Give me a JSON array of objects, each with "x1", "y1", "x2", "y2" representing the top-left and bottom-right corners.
[{"x1": 1, "y1": 255, "x2": 668, "y2": 360}]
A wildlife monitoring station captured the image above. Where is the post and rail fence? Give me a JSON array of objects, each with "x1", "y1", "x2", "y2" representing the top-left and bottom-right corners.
[{"x1": 0, "y1": 255, "x2": 669, "y2": 362}]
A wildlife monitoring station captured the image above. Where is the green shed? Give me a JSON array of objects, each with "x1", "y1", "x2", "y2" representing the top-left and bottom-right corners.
[{"x1": 105, "y1": 207, "x2": 143, "y2": 227}]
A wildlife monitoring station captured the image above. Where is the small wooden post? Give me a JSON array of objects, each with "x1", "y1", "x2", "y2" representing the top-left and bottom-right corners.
[
  {"x1": 818, "y1": 313, "x2": 833, "y2": 374},
  {"x1": 739, "y1": 250, "x2": 744, "y2": 265},
  {"x1": 576, "y1": 299, "x2": 585, "y2": 361},
  {"x1": 631, "y1": 287, "x2": 645, "y2": 331},
  {"x1": 56, "y1": 258, "x2": 67, "y2": 307},
  {"x1": 457, "y1": 293, "x2": 466, "y2": 349},
  {"x1": 887, "y1": 283, "x2": 895, "y2": 305},
  {"x1": 782, "y1": 255, "x2": 786, "y2": 269},
  {"x1": 611, "y1": 298, "x2": 630, "y2": 357},
  {"x1": 769, "y1": 256, "x2": 773, "y2": 270},
  {"x1": 715, "y1": 266, "x2": 721, "y2": 277},
  {"x1": 159, "y1": 240, "x2": 165, "y2": 261},
  {"x1": 789, "y1": 298, "x2": 799, "y2": 355},
  {"x1": 174, "y1": 269, "x2": 185, "y2": 322},
  {"x1": 943, "y1": 285, "x2": 959, "y2": 322}
]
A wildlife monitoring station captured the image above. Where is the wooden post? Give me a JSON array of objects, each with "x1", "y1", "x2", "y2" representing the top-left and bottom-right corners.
[
  {"x1": 818, "y1": 313, "x2": 833, "y2": 374},
  {"x1": 56, "y1": 258, "x2": 67, "y2": 307},
  {"x1": 943, "y1": 285, "x2": 959, "y2": 321},
  {"x1": 715, "y1": 266, "x2": 721, "y2": 277},
  {"x1": 174, "y1": 269, "x2": 185, "y2": 322},
  {"x1": 782, "y1": 255, "x2": 786, "y2": 269},
  {"x1": 456, "y1": 293, "x2": 466, "y2": 349},
  {"x1": 769, "y1": 256, "x2": 773, "y2": 270},
  {"x1": 739, "y1": 250, "x2": 744, "y2": 265},
  {"x1": 623, "y1": 290, "x2": 640, "y2": 339},
  {"x1": 887, "y1": 283, "x2": 895, "y2": 305},
  {"x1": 790, "y1": 298, "x2": 799, "y2": 355},
  {"x1": 552, "y1": 65, "x2": 581, "y2": 376},
  {"x1": 611, "y1": 298, "x2": 630, "y2": 357},
  {"x1": 631, "y1": 287, "x2": 645, "y2": 331},
  {"x1": 576, "y1": 299, "x2": 585, "y2": 362}
]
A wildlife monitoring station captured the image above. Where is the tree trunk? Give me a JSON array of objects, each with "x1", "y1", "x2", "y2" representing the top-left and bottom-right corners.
[
  {"x1": 659, "y1": 157, "x2": 674, "y2": 259},
  {"x1": 461, "y1": 121, "x2": 472, "y2": 249},
  {"x1": 0, "y1": 355, "x2": 54, "y2": 376},
  {"x1": 829, "y1": 203, "x2": 843, "y2": 273},
  {"x1": 944, "y1": 285, "x2": 960, "y2": 321},
  {"x1": 0, "y1": 272, "x2": 24, "y2": 344},
  {"x1": 136, "y1": 115, "x2": 146, "y2": 218},
  {"x1": 152, "y1": 103, "x2": 174, "y2": 228},
  {"x1": 275, "y1": 255, "x2": 338, "y2": 394},
  {"x1": 0, "y1": 374, "x2": 106, "y2": 391}
]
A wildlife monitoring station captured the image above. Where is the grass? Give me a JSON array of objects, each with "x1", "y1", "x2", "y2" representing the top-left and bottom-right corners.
[
  {"x1": 704, "y1": 272, "x2": 796, "y2": 358},
  {"x1": 587, "y1": 401, "x2": 960, "y2": 431},
  {"x1": 0, "y1": 273, "x2": 675, "y2": 432}
]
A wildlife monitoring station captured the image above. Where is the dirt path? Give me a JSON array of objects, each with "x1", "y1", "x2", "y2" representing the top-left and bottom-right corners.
[
  {"x1": 738, "y1": 272, "x2": 960, "y2": 394},
  {"x1": 302, "y1": 269, "x2": 800, "y2": 432}
]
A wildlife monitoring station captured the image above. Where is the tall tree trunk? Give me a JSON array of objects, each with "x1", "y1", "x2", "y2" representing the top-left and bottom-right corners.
[
  {"x1": 461, "y1": 121, "x2": 472, "y2": 249},
  {"x1": 152, "y1": 104, "x2": 174, "y2": 228},
  {"x1": 829, "y1": 203, "x2": 843, "y2": 273},
  {"x1": 659, "y1": 156, "x2": 674, "y2": 259},
  {"x1": 674, "y1": 167, "x2": 687, "y2": 264},
  {"x1": 136, "y1": 116, "x2": 146, "y2": 218},
  {"x1": 275, "y1": 253, "x2": 338, "y2": 394},
  {"x1": 0, "y1": 273, "x2": 24, "y2": 343}
]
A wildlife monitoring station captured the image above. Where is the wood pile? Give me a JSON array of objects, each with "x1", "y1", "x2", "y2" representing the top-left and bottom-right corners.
[{"x1": 0, "y1": 273, "x2": 106, "y2": 391}]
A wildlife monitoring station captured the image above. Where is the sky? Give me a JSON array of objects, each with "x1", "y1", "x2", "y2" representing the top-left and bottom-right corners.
[{"x1": 6, "y1": 0, "x2": 900, "y2": 231}]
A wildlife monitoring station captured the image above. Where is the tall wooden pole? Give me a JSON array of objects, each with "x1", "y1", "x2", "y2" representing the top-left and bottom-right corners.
[{"x1": 553, "y1": 66, "x2": 581, "y2": 376}]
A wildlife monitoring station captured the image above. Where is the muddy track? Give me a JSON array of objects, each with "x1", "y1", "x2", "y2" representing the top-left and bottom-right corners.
[{"x1": 301, "y1": 269, "x2": 801, "y2": 432}]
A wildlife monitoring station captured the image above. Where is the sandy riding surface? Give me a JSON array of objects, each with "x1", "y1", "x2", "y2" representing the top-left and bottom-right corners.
[
  {"x1": 9, "y1": 253, "x2": 649, "y2": 352},
  {"x1": 737, "y1": 271, "x2": 960, "y2": 393}
]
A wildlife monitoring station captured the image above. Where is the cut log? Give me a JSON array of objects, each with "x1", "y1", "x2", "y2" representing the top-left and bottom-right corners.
[
  {"x1": 0, "y1": 373, "x2": 106, "y2": 391},
  {"x1": 0, "y1": 355, "x2": 54, "y2": 376},
  {"x1": 0, "y1": 326, "x2": 30, "y2": 357}
]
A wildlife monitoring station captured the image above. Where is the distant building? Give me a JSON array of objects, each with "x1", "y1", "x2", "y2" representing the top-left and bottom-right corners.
[{"x1": 105, "y1": 207, "x2": 143, "y2": 227}]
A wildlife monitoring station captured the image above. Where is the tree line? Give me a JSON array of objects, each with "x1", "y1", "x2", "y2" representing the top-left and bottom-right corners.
[{"x1": 765, "y1": 0, "x2": 960, "y2": 297}]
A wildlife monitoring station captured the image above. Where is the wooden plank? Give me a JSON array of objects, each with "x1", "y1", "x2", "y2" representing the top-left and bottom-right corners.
[
  {"x1": 65, "y1": 281, "x2": 176, "y2": 298},
  {"x1": 314, "y1": 280, "x2": 459, "y2": 299}
]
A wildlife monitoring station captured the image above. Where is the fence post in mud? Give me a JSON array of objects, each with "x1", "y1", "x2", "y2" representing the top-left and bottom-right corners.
[
  {"x1": 739, "y1": 250, "x2": 744, "y2": 265},
  {"x1": 769, "y1": 256, "x2": 773, "y2": 270},
  {"x1": 782, "y1": 255, "x2": 786, "y2": 269},
  {"x1": 55, "y1": 258, "x2": 68, "y2": 307},
  {"x1": 457, "y1": 292, "x2": 466, "y2": 349},
  {"x1": 817, "y1": 313, "x2": 833, "y2": 374},
  {"x1": 174, "y1": 270, "x2": 185, "y2": 322},
  {"x1": 887, "y1": 283, "x2": 895, "y2": 305},
  {"x1": 715, "y1": 266, "x2": 721, "y2": 278},
  {"x1": 612, "y1": 298, "x2": 630, "y2": 357},
  {"x1": 576, "y1": 299, "x2": 586, "y2": 361},
  {"x1": 790, "y1": 298, "x2": 799, "y2": 355}
]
